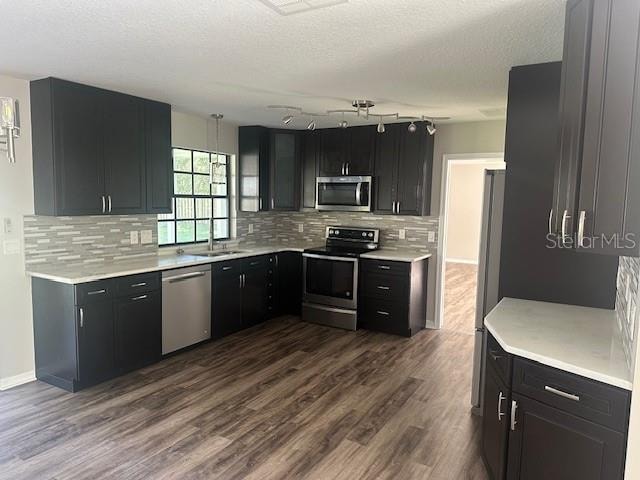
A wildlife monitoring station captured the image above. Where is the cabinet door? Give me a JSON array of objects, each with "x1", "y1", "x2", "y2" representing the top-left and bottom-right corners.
[
  {"x1": 239, "y1": 126, "x2": 270, "y2": 212},
  {"x1": 53, "y1": 80, "x2": 105, "y2": 215},
  {"x1": 270, "y1": 131, "x2": 299, "y2": 210},
  {"x1": 276, "y1": 252, "x2": 303, "y2": 316},
  {"x1": 373, "y1": 123, "x2": 400, "y2": 214},
  {"x1": 507, "y1": 393, "x2": 626, "y2": 480},
  {"x1": 212, "y1": 272, "x2": 243, "y2": 338},
  {"x1": 481, "y1": 365, "x2": 511, "y2": 480},
  {"x1": 319, "y1": 128, "x2": 348, "y2": 176},
  {"x1": 348, "y1": 125, "x2": 375, "y2": 175},
  {"x1": 145, "y1": 100, "x2": 173, "y2": 214},
  {"x1": 301, "y1": 130, "x2": 319, "y2": 209},
  {"x1": 397, "y1": 123, "x2": 432, "y2": 216},
  {"x1": 103, "y1": 91, "x2": 147, "y2": 214},
  {"x1": 552, "y1": 0, "x2": 593, "y2": 239},
  {"x1": 76, "y1": 300, "x2": 115, "y2": 386},
  {"x1": 577, "y1": 0, "x2": 640, "y2": 256},
  {"x1": 242, "y1": 267, "x2": 270, "y2": 328},
  {"x1": 114, "y1": 291, "x2": 161, "y2": 372}
]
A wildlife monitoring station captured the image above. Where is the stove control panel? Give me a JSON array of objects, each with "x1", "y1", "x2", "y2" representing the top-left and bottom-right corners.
[{"x1": 326, "y1": 226, "x2": 379, "y2": 243}]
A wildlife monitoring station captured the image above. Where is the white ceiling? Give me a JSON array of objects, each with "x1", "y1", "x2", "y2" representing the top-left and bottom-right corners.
[{"x1": 0, "y1": 0, "x2": 565, "y2": 127}]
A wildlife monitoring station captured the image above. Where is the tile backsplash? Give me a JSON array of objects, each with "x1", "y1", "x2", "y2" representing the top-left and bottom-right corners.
[
  {"x1": 236, "y1": 210, "x2": 439, "y2": 252},
  {"x1": 23, "y1": 215, "x2": 158, "y2": 266},
  {"x1": 616, "y1": 256, "x2": 639, "y2": 371}
]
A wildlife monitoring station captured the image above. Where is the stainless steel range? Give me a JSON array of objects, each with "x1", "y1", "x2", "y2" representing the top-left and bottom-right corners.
[{"x1": 302, "y1": 226, "x2": 380, "y2": 330}]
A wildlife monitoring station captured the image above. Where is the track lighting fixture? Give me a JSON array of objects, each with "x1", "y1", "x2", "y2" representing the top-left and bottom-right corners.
[
  {"x1": 377, "y1": 120, "x2": 385, "y2": 134},
  {"x1": 426, "y1": 122, "x2": 436, "y2": 135},
  {"x1": 408, "y1": 122, "x2": 417, "y2": 133},
  {"x1": 282, "y1": 115, "x2": 294, "y2": 125},
  {"x1": 307, "y1": 119, "x2": 317, "y2": 131}
]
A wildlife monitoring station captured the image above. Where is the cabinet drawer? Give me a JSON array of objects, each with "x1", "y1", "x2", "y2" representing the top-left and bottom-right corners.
[
  {"x1": 114, "y1": 272, "x2": 160, "y2": 297},
  {"x1": 512, "y1": 358, "x2": 631, "y2": 432},
  {"x1": 244, "y1": 255, "x2": 270, "y2": 270},
  {"x1": 75, "y1": 280, "x2": 113, "y2": 305},
  {"x1": 359, "y1": 299, "x2": 409, "y2": 336},
  {"x1": 212, "y1": 259, "x2": 243, "y2": 276},
  {"x1": 361, "y1": 272, "x2": 409, "y2": 301},
  {"x1": 486, "y1": 333, "x2": 512, "y2": 385},
  {"x1": 361, "y1": 259, "x2": 410, "y2": 277}
]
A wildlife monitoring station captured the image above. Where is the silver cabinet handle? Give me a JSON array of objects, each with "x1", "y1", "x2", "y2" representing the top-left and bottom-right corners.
[
  {"x1": 131, "y1": 282, "x2": 147, "y2": 288},
  {"x1": 561, "y1": 209, "x2": 571, "y2": 240},
  {"x1": 87, "y1": 289, "x2": 106, "y2": 296},
  {"x1": 346, "y1": 163, "x2": 350, "y2": 175},
  {"x1": 131, "y1": 294, "x2": 148, "y2": 301},
  {"x1": 101, "y1": 195, "x2": 106, "y2": 214},
  {"x1": 577, "y1": 211, "x2": 586, "y2": 247},
  {"x1": 275, "y1": 254, "x2": 279, "y2": 268},
  {"x1": 239, "y1": 274, "x2": 243, "y2": 288},
  {"x1": 391, "y1": 201, "x2": 396, "y2": 214},
  {"x1": 510, "y1": 400, "x2": 518, "y2": 431},
  {"x1": 396, "y1": 201, "x2": 401, "y2": 214},
  {"x1": 242, "y1": 273, "x2": 246, "y2": 288},
  {"x1": 548, "y1": 209, "x2": 554, "y2": 235},
  {"x1": 545, "y1": 385, "x2": 580, "y2": 402},
  {"x1": 79, "y1": 307, "x2": 84, "y2": 328},
  {"x1": 377, "y1": 285, "x2": 390, "y2": 290},
  {"x1": 376, "y1": 310, "x2": 390, "y2": 316},
  {"x1": 497, "y1": 392, "x2": 506, "y2": 421},
  {"x1": 259, "y1": 198, "x2": 263, "y2": 210},
  {"x1": 341, "y1": 163, "x2": 346, "y2": 175},
  {"x1": 250, "y1": 261, "x2": 260, "y2": 266},
  {"x1": 222, "y1": 266, "x2": 233, "y2": 271},
  {"x1": 108, "y1": 195, "x2": 112, "y2": 213},
  {"x1": 378, "y1": 265, "x2": 391, "y2": 270}
]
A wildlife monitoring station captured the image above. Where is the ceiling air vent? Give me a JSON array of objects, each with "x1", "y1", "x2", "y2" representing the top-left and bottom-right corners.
[{"x1": 257, "y1": 0, "x2": 349, "y2": 16}]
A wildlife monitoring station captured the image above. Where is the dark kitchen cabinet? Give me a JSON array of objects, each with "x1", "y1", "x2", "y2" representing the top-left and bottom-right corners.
[
  {"x1": 481, "y1": 365, "x2": 511, "y2": 480},
  {"x1": 242, "y1": 265, "x2": 271, "y2": 328},
  {"x1": 319, "y1": 128, "x2": 349, "y2": 176},
  {"x1": 145, "y1": 100, "x2": 173, "y2": 214},
  {"x1": 552, "y1": 0, "x2": 640, "y2": 256},
  {"x1": 301, "y1": 130, "x2": 319, "y2": 208},
  {"x1": 275, "y1": 251, "x2": 303, "y2": 316},
  {"x1": 30, "y1": 77, "x2": 172, "y2": 216},
  {"x1": 506, "y1": 393, "x2": 626, "y2": 480},
  {"x1": 76, "y1": 299, "x2": 116, "y2": 387},
  {"x1": 212, "y1": 266, "x2": 244, "y2": 338},
  {"x1": 114, "y1": 291, "x2": 162, "y2": 373},
  {"x1": 103, "y1": 91, "x2": 146, "y2": 214},
  {"x1": 499, "y1": 62, "x2": 619, "y2": 309},
  {"x1": 347, "y1": 125, "x2": 375, "y2": 175},
  {"x1": 269, "y1": 130, "x2": 300, "y2": 210},
  {"x1": 374, "y1": 122, "x2": 433, "y2": 216},
  {"x1": 238, "y1": 126, "x2": 270, "y2": 212}
]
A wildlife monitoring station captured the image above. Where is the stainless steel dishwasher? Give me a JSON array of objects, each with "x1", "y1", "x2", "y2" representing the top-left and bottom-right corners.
[{"x1": 162, "y1": 265, "x2": 212, "y2": 355}]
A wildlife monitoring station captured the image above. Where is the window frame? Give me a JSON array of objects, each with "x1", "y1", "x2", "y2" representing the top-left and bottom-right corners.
[{"x1": 158, "y1": 147, "x2": 231, "y2": 246}]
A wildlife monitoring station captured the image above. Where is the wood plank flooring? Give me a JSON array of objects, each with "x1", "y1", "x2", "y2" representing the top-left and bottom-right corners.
[
  {"x1": 443, "y1": 262, "x2": 478, "y2": 335},
  {"x1": 0, "y1": 317, "x2": 488, "y2": 480}
]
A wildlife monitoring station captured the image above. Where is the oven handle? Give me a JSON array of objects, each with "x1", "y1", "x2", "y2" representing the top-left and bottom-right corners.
[{"x1": 303, "y1": 253, "x2": 358, "y2": 263}]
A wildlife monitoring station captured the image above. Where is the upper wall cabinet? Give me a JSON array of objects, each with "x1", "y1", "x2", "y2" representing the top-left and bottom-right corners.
[
  {"x1": 317, "y1": 126, "x2": 376, "y2": 176},
  {"x1": 30, "y1": 78, "x2": 173, "y2": 216},
  {"x1": 374, "y1": 122, "x2": 434, "y2": 216},
  {"x1": 552, "y1": 0, "x2": 640, "y2": 256},
  {"x1": 269, "y1": 130, "x2": 300, "y2": 210}
]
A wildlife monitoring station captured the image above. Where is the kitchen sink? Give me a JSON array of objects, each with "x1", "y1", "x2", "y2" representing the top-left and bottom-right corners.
[{"x1": 192, "y1": 250, "x2": 245, "y2": 257}]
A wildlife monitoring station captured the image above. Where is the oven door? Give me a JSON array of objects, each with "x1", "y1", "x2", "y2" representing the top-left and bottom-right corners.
[
  {"x1": 316, "y1": 176, "x2": 372, "y2": 212},
  {"x1": 303, "y1": 253, "x2": 358, "y2": 310}
]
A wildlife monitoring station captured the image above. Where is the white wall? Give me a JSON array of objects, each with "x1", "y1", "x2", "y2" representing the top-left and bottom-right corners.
[
  {"x1": 171, "y1": 111, "x2": 238, "y2": 156},
  {"x1": 0, "y1": 75, "x2": 36, "y2": 389},
  {"x1": 445, "y1": 161, "x2": 505, "y2": 263}
]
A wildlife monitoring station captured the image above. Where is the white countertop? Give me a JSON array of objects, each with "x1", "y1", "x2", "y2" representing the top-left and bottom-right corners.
[
  {"x1": 25, "y1": 245, "x2": 306, "y2": 284},
  {"x1": 485, "y1": 298, "x2": 632, "y2": 391},
  {"x1": 360, "y1": 249, "x2": 432, "y2": 263}
]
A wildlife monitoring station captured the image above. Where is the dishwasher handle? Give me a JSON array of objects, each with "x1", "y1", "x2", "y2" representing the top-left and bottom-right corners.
[{"x1": 162, "y1": 271, "x2": 208, "y2": 283}]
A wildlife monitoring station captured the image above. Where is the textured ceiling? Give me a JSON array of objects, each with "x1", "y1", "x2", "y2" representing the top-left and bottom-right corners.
[{"x1": 0, "y1": 0, "x2": 565, "y2": 127}]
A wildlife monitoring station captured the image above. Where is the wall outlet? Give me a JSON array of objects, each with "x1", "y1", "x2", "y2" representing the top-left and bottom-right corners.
[
  {"x1": 399, "y1": 228, "x2": 406, "y2": 240},
  {"x1": 3, "y1": 217, "x2": 13, "y2": 235},
  {"x1": 428, "y1": 231, "x2": 436, "y2": 243},
  {"x1": 248, "y1": 224, "x2": 254, "y2": 234},
  {"x1": 298, "y1": 223, "x2": 304, "y2": 233},
  {"x1": 130, "y1": 231, "x2": 139, "y2": 245},
  {"x1": 140, "y1": 230, "x2": 153, "y2": 244}
]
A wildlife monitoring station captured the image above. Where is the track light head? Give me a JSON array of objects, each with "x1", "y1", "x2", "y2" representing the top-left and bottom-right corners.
[
  {"x1": 339, "y1": 120, "x2": 349, "y2": 129},
  {"x1": 307, "y1": 120, "x2": 316, "y2": 131},
  {"x1": 377, "y1": 121, "x2": 385, "y2": 134},
  {"x1": 408, "y1": 122, "x2": 417, "y2": 133},
  {"x1": 282, "y1": 115, "x2": 294, "y2": 125},
  {"x1": 426, "y1": 122, "x2": 436, "y2": 135}
]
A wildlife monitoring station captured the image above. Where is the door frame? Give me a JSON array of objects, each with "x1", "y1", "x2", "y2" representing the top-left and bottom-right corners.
[{"x1": 435, "y1": 153, "x2": 505, "y2": 329}]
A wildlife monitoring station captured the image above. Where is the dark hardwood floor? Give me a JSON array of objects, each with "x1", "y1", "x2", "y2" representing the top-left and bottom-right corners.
[{"x1": 0, "y1": 317, "x2": 488, "y2": 480}]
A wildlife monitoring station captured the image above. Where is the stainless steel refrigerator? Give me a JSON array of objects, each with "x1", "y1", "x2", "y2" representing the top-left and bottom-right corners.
[{"x1": 471, "y1": 169, "x2": 505, "y2": 414}]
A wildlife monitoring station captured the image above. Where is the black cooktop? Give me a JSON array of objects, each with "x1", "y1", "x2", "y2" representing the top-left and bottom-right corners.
[
  {"x1": 304, "y1": 226, "x2": 380, "y2": 258},
  {"x1": 304, "y1": 246, "x2": 376, "y2": 258}
]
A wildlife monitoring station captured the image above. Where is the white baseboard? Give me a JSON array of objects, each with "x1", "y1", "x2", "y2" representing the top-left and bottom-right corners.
[
  {"x1": 446, "y1": 258, "x2": 479, "y2": 265},
  {"x1": 0, "y1": 371, "x2": 36, "y2": 391}
]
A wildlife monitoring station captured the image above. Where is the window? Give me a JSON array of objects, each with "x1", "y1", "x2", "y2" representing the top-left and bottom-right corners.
[{"x1": 158, "y1": 148, "x2": 230, "y2": 246}]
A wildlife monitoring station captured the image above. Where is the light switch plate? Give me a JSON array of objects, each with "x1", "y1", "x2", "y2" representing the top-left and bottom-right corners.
[
  {"x1": 140, "y1": 230, "x2": 153, "y2": 244},
  {"x1": 428, "y1": 231, "x2": 436, "y2": 243},
  {"x1": 248, "y1": 224, "x2": 254, "y2": 234},
  {"x1": 130, "y1": 231, "x2": 139, "y2": 245},
  {"x1": 3, "y1": 217, "x2": 12, "y2": 234},
  {"x1": 3, "y1": 239, "x2": 20, "y2": 255},
  {"x1": 298, "y1": 224, "x2": 304, "y2": 233},
  {"x1": 399, "y1": 229, "x2": 406, "y2": 240}
]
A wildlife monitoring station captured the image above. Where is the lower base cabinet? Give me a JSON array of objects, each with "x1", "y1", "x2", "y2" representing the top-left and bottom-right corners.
[
  {"x1": 482, "y1": 365, "x2": 511, "y2": 480},
  {"x1": 76, "y1": 298, "x2": 116, "y2": 387}
]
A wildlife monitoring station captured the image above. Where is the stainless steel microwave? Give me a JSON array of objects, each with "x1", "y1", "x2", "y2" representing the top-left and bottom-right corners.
[{"x1": 316, "y1": 176, "x2": 372, "y2": 212}]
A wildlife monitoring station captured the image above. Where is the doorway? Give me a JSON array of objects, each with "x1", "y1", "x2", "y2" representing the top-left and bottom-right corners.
[{"x1": 436, "y1": 154, "x2": 505, "y2": 334}]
